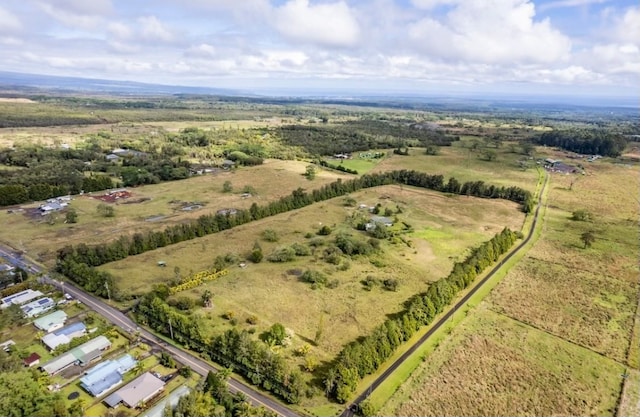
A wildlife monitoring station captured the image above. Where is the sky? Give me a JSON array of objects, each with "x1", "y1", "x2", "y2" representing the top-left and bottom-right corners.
[{"x1": 0, "y1": 0, "x2": 638, "y2": 98}]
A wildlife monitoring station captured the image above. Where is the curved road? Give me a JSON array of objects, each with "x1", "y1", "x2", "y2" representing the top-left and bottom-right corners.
[
  {"x1": 0, "y1": 247, "x2": 299, "y2": 417},
  {"x1": 341, "y1": 173, "x2": 549, "y2": 417}
]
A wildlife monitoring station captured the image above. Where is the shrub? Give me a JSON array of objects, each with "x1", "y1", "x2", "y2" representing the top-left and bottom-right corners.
[
  {"x1": 317, "y1": 225, "x2": 332, "y2": 235},
  {"x1": 300, "y1": 270, "x2": 328, "y2": 287},
  {"x1": 291, "y1": 243, "x2": 311, "y2": 256},
  {"x1": 267, "y1": 246, "x2": 296, "y2": 262},
  {"x1": 223, "y1": 310, "x2": 234, "y2": 320},
  {"x1": 262, "y1": 229, "x2": 279, "y2": 242},
  {"x1": 383, "y1": 278, "x2": 399, "y2": 292},
  {"x1": 246, "y1": 315, "x2": 259, "y2": 325}
]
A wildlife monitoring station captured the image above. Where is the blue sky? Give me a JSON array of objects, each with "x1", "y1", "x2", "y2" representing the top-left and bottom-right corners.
[{"x1": 0, "y1": 0, "x2": 638, "y2": 98}]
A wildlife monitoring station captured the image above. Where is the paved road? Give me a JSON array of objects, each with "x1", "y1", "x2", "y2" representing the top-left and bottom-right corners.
[
  {"x1": 341, "y1": 174, "x2": 549, "y2": 417},
  {"x1": 0, "y1": 246, "x2": 300, "y2": 417}
]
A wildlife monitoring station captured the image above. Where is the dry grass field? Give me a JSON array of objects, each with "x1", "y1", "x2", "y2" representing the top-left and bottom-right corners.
[
  {"x1": 382, "y1": 305, "x2": 625, "y2": 417},
  {"x1": 100, "y1": 184, "x2": 525, "y2": 358},
  {"x1": 381, "y1": 155, "x2": 639, "y2": 416},
  {"x1": 0, "y1": 159, "x2": 349, "y2": 266}
]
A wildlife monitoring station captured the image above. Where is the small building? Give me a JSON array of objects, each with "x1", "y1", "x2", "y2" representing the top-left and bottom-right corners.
[
  {"x1": 0, "y1": 264, "x2": 14, "y2": 273},
  {"x1": 42, "y1": 322, "x2": 87, "y2": 350},
  {"x1": 33, "y1": 310, "x2": 68, "y2": 332},
  {"x1": 105, "y1": 154, "x2": 120, "y2": 162},
  {"x1": 40, "y1": 335, "x2": 111, "y2": 375},
  {"x1": 104, "y1": 372, "x2": 165, "y2": 409},
  {"x1": 0, "y1": 339, "x2": 15, "y2": 352},
  {"x1": 21, "y1": 297, "x2": 55, "y2": 318},
  {"x1": 221, "y1": 159, "x2": 235, "y2": 169},
  {"x1": 23, "y1": 353, "x2": 41, "y2": 367},
  {"x1": 80, "y1": 354, "x2": 137, "y2": 397},
  {"x1": 370, "y1": 215, "x2": 394, "y2": 227},
  {"x1": 39, "y1": 201, "x2": 68, "y2": 215},
  {"x1": 1, "y1": 289, "x2": 44, "y2": 308}
]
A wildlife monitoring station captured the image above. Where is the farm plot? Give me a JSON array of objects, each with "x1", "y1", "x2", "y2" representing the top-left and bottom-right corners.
[
  {"x1": 101, "y1": 184, "x2": 525, "y2": 357},
  {"x1": 0, "y1": 159, "x2": 349, "y2": 266},
  {"x1": 382, "y1": 306, "x2": 625, "y2": 417}
]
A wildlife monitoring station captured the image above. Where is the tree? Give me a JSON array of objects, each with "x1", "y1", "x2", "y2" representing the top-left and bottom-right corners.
[
  {"x1": 262, "y1": 229, "x2": 278, "y2": 242},
  {"x1": 222, "y1": 181, "x2": 233, "y2": 193},
  {"x1": 0, "y1": 370, "x2": 67, "y2": 417},
  {"x1": 359, "y1": 399, "x2": 376, "y2": 417},
  {"x1": 480, "y1": 149, "x2": 497, "y2": 161},
  {"x1": 571, "y1": 209, "x2": 591, "y2": 221},
  {"x1": 580, "y1": 230, "x2": 596, "y2": 248},
  {"x1": 304, "y1": 165, "x2": 316, "y2": 180},
  {"x1": 248, "y1": 241, "x2": 263, "y2": 263},
  {"x1": 65, "y1": 208, "x2": 78, "y2": 223},
  {"x1": 201, "y1": 289, "x2": 212, "y2": 308},
  {"x1": 264, "y1": 323, "x2": 287, "y2": 346},
  {"x1": 425, "y1": 145, "x2": 439, "y2": 155}
]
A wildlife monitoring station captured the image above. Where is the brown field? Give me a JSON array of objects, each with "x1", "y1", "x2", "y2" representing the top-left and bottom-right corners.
[
  {"x1": 381, "y1": 156, "x2": 639, "y2": 416},
  {"x1": 0, "y1": 98, "x2": 36, "y2": 103},
  {"x1": 101, "y1": 184, "x2": 525, "y2": 357},
  {"x1": 0, "y1": 160, "x2": 350, "y2": 266},
  {"x1": 384, "y1": 306, "x2": 625, "y2": 417}
]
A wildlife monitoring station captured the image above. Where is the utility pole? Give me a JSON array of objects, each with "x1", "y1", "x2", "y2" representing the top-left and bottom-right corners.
[
  {"x1": 104, "y1": 281, "x2": 111, "y2": 302},
  {"x1": 168, "y1": 317, "x2": 174, "y2": 340}
]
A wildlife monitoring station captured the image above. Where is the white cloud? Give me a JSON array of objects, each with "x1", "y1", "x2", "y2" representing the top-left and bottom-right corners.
[
  {"x1": 411, "y1": 0, "x2": 459, "y2": 9},
  {"x1": 138, "y1": 16, "x2": 175, "y2": 43},
  {"x1": 107, "y1": 22, "x2": 133, "y2": 40},
  {"x1": 274, "y1": 0, "x2": 360, "y2": 48},
  {"x1": 0, "y1": 5, "x2": 22, "y2": 32},
  {"x1": 613, "y1": 7, "x2": 640, "y2": 46},
  {"x1": 35, "y1": 0, "x2": 112, "y2": 30},
  {"x1": 185, "y1": 43, "x2": 217, "y2": 58},
  {"x1": 537, "y1": 0, "x2": 609, "y2": 12},
  {"x1": 408, "y1": 0, "x2": 571, "y2": 64}
]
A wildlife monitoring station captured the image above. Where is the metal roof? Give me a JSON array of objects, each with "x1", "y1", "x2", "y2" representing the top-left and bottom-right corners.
[
  {"x1": 33, "y1": 310, "x2": 67, "y2": 331},
  {"x1": 1, "y1": 289, "x2": 44, "y2": 307},
  {"x1": 41, "y1": 322, "x2": 86, "y2": 350},
  {"x1": 80, "y1": 354, "x2": 137, "y2": 397},
  {"x1": 105, "y1": 372, "x2": 165, "y2": 408},
  {"x1": 41, "y1": 335, "x2": 111, "y2": 375}
]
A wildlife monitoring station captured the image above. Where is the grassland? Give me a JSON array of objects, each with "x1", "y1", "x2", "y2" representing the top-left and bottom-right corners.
[
  {"x1": 380, "y1": 151, "x2": 639, "y2": 416},
  {"x1": 101, "y1": 184, "x2": 525, "y2": 359},
  {"x1": 0, "y1": 159, "x2": 350, "y2": 266},
  {"x1": 381, "y1": 305, "x2": 625, "y2": 417}
]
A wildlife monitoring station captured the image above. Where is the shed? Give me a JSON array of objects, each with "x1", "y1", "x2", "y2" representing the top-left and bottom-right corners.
[
  {"x1": 24, "y1": 353, "x2": 41, "y2": 367},
  {"x1": 21, "y1": 297, "x2": 55, "y2": 318}
]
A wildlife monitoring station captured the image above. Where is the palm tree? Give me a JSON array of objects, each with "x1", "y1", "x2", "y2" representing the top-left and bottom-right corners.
[{"x1": 133, "y1": 361, "x2": 144, "y2": 376}]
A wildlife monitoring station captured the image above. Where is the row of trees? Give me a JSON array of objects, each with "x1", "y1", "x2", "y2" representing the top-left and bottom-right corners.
[
  {"x1": 325, "y1": 228, "x2": 519, "y2": 403},
  {"x1": 0, "y1": 175, "x2": 113, "y2": 206},
  {"x1": 134, "y1": 292, "x2": 303, "y2": 404},
  {"x1": 57, "y1": 170, "x2": 533, "y2": 271},
  {"x1": 319, "y1": 160, "x2": 359, "y2": 174},
  {"x1": 536, "y1": 129, "x2": 628, "y2": 157}
]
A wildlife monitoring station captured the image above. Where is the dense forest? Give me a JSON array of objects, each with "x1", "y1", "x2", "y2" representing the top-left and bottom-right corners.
[{"x1": 535, "y1": 129, "x2": 628, "y2": 157}]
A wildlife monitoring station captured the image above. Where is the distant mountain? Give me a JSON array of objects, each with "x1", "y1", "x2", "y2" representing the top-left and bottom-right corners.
[{"x1": 0, "y1": 71, "x2": 243, "y2": 96}]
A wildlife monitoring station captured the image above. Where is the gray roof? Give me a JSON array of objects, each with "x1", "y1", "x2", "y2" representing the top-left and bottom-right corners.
[
  {"x1": 33, "y1": 310, "x2": 67, "y2": 331},
  {"x1": 41, "y1": 335, "x2": 111, "y2": 375},
  {"x1": 105, "y1": 372, "x2": 165, "y2": 408}
]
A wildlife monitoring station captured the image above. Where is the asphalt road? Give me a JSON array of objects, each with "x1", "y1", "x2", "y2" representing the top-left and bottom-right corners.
[
  {"x1": 341, "y1": 173, "x2": 549, "y2": 417},
  {"x1": 0, "y1": 246, "x2": 300, "y2": 417}
]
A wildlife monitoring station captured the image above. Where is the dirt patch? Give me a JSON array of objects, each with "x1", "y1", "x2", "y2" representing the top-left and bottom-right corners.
[
  {"x1": 0, "y1": 98, "x2": 36, "y2": 103},
  {"x1": 92, "y1": 190, "x2": 132, "y2": 203}
]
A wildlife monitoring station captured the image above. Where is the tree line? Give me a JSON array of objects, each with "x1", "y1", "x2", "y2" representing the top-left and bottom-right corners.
[
  {"x1": 55, "y1": 170, "x2": 533, "y2": 301},
  {"x1": 324, "y1": 227, "x2": 519, "y2": 403},
  {"x1": 134, "y1": 292, "x2": 303, "y2": 404},
  {"x1": 56, "y1": 170, "x2": 533, "y2": 272},
  {"x1": 535, "y1": 129, "x2": 628, "y2": 157}
]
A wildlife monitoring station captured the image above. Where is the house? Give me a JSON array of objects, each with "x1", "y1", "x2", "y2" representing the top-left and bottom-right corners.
[
  {"x1": 80, "y1": 354, "x2": 137, "y2": 397},
  {"x1": 105, "y1": 154, "x2": 120, "y2": 162},
  {"x1": 40, "y1": 335, "x2": 111, "y2": 375},
  {"x1": 42, "y1": 322, "x2": 87, "y2": 350},
  {"x1": 104, "y1": 372, "x2": 165, "y2": 408},
  {"x1": 24, "y1": 353, "x2": 41, "y2": 367},
  {"x1": 21, "y1": 297, "x2": 55, "y2": 318},
  {"x1": 221, "y1": 159, "x2": 235, "y2": 169},
  {"x1": 370, "y1": 215, "x2": 393, "y2": 226},
  {"x1": 1, "y1": 289, "x2": 44, "y2": 308},
  {"x1": 33, "y1": 310, "x2": 68, "y2": 332},
  {"x1": 0, "y1": 264, "x2": 14, "y2": 273}
]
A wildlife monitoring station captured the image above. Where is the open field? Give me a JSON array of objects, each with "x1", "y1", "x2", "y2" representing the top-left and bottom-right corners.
[
  {"x1": 0, "y1": 159, "x2": 350, "y2": 266},
  {"x1": 379, "y1": 156, "x2": 639, "y2": 416},
  {"x1": 381, "y1": 305, "x2": 625, "y2": 417},
  {"x1": 101, "y1": 184, "x2": 525, "y2": 358},
  {"x1": 372, "y1": 141, "x2": 539, "y2": 193}
]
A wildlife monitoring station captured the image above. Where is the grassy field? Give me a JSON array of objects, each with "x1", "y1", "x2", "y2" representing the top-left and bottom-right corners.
[
  {"x1": 381, "y1": 305, "x2": 625, "y2": 417},
  {"x1": 380, "y1": 153, "x2": 639, "y2": 416},
  {"x1": 0, "y1": 159, "x2": 350, "y2": 266},
  {"x1": 372, "y1": 141, "x2": 539, "y2": 193},
  {"x1": 101, "y1": 184, "x2": 524, "y2": 357}
]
